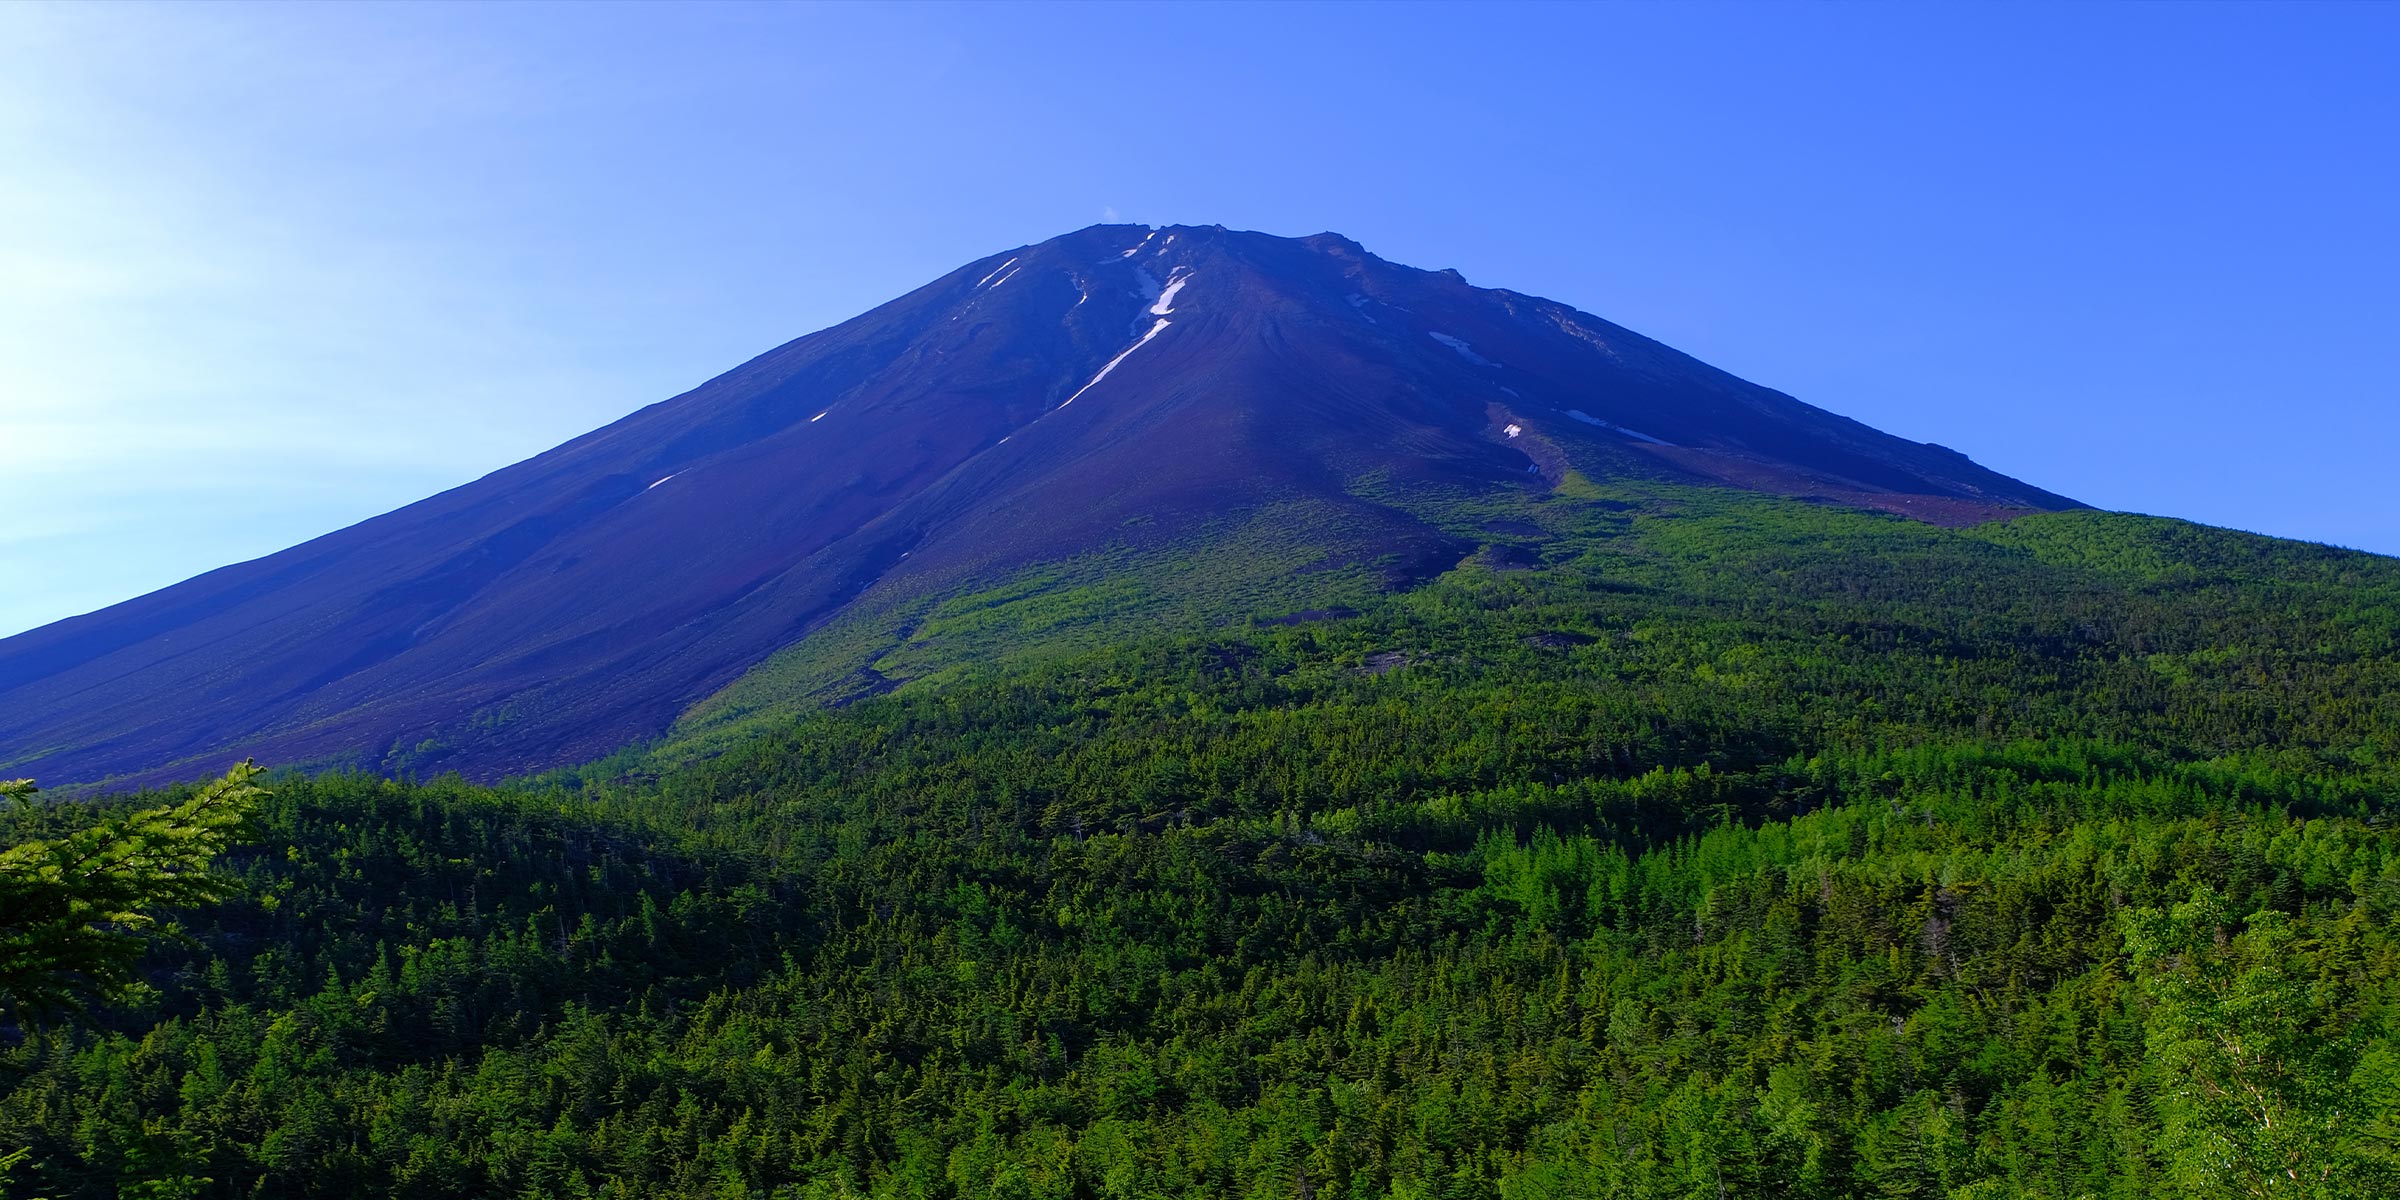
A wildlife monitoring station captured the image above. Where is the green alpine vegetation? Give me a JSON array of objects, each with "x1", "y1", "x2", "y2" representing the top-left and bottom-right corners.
[
  {"x1": 4, "y1": 487, "x2": 2398, "y2": 1199},
  {"x1": 0, "y1": 763, "x2": 265, "y2": 1026}
]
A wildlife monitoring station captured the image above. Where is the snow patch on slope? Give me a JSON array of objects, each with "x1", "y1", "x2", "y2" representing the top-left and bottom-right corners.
[
  {"x1": 647, "y1": 474, "x2": 678, "y2": 490},
  {"x1": 1127, "y1": 265, "x2": 1169, "y2": 333},
  {"x1": 1061, "y1": 318, "x2": 1172, "y2": 408},
  {"x1": 1566, "y1": 410, "x2": 1671, "y2": 445},
  {"x1": 1151, "y1": 267, "x2": 1191, "y2": 315},
  {"x1": 974, "y1": 257, "x2": 1018, "y2": 288},
  {"x1": 1430, "y1": 331, "x2": 1495, "y2": 366}
]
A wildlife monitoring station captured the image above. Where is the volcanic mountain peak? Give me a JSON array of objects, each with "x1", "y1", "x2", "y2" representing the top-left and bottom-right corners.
[{"x1": 0, "y1": 223, "x2": 2076, "y2": 788}]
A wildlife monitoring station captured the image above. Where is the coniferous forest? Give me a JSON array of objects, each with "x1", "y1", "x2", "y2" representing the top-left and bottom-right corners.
[{"x1": 5, "y1": 491, "x2": 2399, "y2": 1198}]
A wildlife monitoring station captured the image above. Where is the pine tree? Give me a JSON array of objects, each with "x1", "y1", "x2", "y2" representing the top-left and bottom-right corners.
[{"x1": 0, "y1": 761, "x2": 265, "y2": 1024}]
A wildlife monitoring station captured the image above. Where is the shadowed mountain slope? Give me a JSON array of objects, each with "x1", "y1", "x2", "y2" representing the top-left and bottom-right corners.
[{"x1": 0, "y1": 224, "x2": 2076, "y2": 786}]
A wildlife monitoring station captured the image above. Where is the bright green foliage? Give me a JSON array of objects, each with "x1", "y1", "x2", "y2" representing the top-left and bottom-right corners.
[
  {"x1": 668, "y1": 498, "x2": 1398, "y2": 760},
  {"x1": 2130, "y1": 894, "x2": 2400, "y2": 1199},
  {"x1": 0, "y1": 761, "x2": 265, "y2": 1024},
  {"x1": 4, "y1": 491, "x2": 2400, "y2": 1198}
]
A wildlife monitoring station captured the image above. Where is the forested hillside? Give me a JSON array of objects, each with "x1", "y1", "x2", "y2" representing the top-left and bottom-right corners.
[{"x1": 4, "y1": 489, "x2": 2397, "y2": 1199}]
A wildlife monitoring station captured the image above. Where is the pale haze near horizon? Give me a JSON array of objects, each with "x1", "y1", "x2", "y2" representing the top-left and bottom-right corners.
[{"x1": 2, "y1": 1, "x2": 2395, "y2": 638}]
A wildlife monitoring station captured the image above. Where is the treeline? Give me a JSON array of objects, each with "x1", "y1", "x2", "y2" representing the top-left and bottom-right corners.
[{"x1": 3, "y1": 498, "x2": 2398, "y2": 1198}]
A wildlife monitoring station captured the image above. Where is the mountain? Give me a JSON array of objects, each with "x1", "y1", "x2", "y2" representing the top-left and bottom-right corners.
[
  {"x1": 0, "y1": 223, "x2": 2077, "y2": 787},
  {"x1": 9, "y1": 227, "x2": 2400, "y2": 1199},
  {"x1": 8, "y1": 496, "x2": 2400, "y2": 1198}
]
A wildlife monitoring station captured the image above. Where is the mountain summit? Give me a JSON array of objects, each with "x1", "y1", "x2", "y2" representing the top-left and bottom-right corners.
[{"x1": 0, "y1": 224, "x2": 2075, "y2": 786}]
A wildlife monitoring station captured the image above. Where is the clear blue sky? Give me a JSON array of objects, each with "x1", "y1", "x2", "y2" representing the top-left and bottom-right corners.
[{"x1": 3, "y1": 1, "x2": 2395, "y2": 636}]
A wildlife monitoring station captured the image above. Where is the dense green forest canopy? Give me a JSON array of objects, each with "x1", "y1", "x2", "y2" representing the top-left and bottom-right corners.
[{"x1": 3, "y1": 488, "x2": 2398, "y2": 1198}]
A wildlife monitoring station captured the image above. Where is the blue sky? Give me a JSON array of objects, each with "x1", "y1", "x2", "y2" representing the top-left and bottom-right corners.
[{"x1": 2, "y1": 1, "x2": 2394, "y2": 636}]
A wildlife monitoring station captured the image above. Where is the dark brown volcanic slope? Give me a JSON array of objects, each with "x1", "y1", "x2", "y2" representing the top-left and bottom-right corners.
[{"x1": 0, "y1": 224, "x2": 2076, "y2": 787}]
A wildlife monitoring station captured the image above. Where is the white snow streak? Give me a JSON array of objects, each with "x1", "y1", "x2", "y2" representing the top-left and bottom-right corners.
[
  {"x1": 1061, "y1": 318, "x2": 1171, "y2": 408},
  {"x1": 974, "y1": 257, "x2": 1018, "y2": 288},
  {"x1": 647, "y1": 474, "x2": 678, "y2": 490},
  {"x1": 1430, "y1": 332, "x2": 1495, "y2": 366},
  {"x1": 1126, "y1": 265, "x2": 1168, "y2": 333},
  {"x1": 811, "y1": 411, "x2": 828, "y2": 423},
  {"x1": 1503, "y1": 424, "x2": 1523, "y2": 439},
  {"x1": 1120, "y1": 231, "x2": 1157, "y2": 258},
  {"x1": 1150, "y1": 268, "x2": 1191, "y2": 315},
  {"x1": 1565, "y1": 410, "x2": 1671, "y2": 445},
  {"x1": 987, "y1": 265, "x2": 1022, "y2": 289}
]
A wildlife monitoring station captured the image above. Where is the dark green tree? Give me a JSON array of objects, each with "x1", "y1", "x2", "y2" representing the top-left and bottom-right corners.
[{"x1": 0, "y1": 761, "x2": 265, "y2": 1024}]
